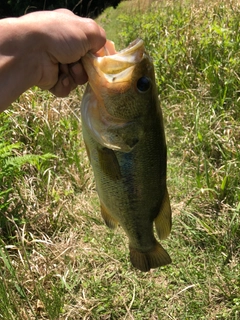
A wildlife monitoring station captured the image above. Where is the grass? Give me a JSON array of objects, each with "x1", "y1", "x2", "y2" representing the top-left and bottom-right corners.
[{"x1": 0, "y1": 0, "x2": 240, "y2": 319}]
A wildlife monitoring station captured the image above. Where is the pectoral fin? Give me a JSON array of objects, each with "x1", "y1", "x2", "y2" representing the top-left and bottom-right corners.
[
  {"x1": 129, "y1": 241, "x2": 171, "y2": 272},
  {"x1": 98, "y1": 147, "x2": 122, "y2": 181},
  {"x1": 155, "y1": 189, "x2": 172, "y2": 240},
  {"x1": 100, "y1": 202, "x2": 118, "y2": 229}
]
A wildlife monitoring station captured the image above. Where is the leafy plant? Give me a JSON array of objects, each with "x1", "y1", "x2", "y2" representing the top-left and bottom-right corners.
[
  {"x1": 0, "y1": 113, "x2": 57, "y2": 237},
  {"x1": 0, "y1": 1, "x2": 239, "y2": 319}
]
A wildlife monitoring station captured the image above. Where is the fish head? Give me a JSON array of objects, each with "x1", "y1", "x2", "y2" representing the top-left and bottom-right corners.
[{"x1": 81, "y1": 39, "x2": 158, "y2": 121}]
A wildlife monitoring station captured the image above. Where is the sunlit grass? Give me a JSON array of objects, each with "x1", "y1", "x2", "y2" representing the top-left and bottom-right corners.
[{"x1": 0, "y1": 0, "x2": 239, "y2": 319}]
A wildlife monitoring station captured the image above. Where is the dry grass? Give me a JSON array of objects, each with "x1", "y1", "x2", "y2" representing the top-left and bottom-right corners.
[{"x1": 1, "y1": 0, "x2": 240, "y2": 319}]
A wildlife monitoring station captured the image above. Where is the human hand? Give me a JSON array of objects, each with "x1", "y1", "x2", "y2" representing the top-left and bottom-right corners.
[
  {"x1": 20, "y1": 9, "x2": 106, "y2": 97},
  {"x1": 0, "y1": 9, "x2": 106, "y2": 110}
]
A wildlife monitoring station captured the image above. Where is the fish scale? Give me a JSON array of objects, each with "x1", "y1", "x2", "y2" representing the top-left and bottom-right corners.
[{"x1": 81, "y1": 39, "x2": 172, "y2": 272}]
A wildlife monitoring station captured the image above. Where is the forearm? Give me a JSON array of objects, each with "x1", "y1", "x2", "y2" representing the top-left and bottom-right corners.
[{"x1": 0, "y1": 17, "x2": 42, "y2": 111}]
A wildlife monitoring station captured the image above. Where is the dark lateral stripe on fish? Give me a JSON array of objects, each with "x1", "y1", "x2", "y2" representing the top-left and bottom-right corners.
[{"x1": 81, "y1": 38, "x2": 172, "y2": 272}]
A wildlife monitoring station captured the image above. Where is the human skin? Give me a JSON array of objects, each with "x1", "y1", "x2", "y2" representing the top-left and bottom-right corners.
[{"x1": 0, "y1": 9, "x2": 106, "y2": 111}]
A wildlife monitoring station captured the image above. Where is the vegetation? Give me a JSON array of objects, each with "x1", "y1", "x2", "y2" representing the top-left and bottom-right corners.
[
  {"x1": 0, "y1": 0, "x2": 239, "y2": 319},
  {"x1": 0, "y1": 0, "x2": 121, "y2": 19}
]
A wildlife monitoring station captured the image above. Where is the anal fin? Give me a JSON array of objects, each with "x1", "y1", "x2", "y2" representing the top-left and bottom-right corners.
[
  {"x1": 155, "y1": 188, "x2": 172, "y2": 240},
  {"x1": 100, "y1": 202, "x2": 118, "y2": 229},
  {"x1": 129, "y1": 241, "x2": 171, "y2": 272}
]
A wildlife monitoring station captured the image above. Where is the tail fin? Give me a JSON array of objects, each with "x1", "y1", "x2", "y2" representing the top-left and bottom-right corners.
[{"x1": 129, "y1": 242, "x2": 172, "y2": 272}]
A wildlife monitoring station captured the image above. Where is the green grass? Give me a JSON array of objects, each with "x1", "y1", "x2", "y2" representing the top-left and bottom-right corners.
[{"x1": 0, "y1": 0, "x2": 240, "y2": 319}]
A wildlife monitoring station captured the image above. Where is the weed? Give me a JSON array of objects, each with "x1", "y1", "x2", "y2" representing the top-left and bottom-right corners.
[{"x1": 0, "y1": 1, "x2": 239, "y2": 319}]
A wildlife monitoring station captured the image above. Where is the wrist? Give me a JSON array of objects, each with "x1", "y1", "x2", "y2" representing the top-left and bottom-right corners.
[
  {"x1": 10, "y1": 16, "x2": 44, "y2": 85},
  {"x1": 0, "y1": 17, "x2": 44, "y2": 110}
]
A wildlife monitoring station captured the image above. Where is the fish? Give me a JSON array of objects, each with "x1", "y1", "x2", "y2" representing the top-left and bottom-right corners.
[{"x1": 80, "y1": 39, "x2": 172, "y2": 272}]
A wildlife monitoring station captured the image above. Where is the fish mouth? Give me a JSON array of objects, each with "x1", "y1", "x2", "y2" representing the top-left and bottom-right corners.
[{"x1": 82, "y1": 38, "x2": 145, "y2": 84}]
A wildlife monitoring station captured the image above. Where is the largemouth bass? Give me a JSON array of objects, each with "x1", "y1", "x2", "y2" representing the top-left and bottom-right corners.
[{"x1": 81, "y1": 39, "x2": 172, "y2": 272}]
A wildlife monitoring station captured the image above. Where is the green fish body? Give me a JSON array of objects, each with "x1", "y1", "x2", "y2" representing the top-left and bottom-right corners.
[{"x1": 81, "y1": 39, "x2": 172, "y2": 272}]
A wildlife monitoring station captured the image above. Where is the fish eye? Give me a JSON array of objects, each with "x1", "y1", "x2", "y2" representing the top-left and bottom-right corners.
[{"x1": 137, "y1": 77, "x2": 151, "y2": 92}]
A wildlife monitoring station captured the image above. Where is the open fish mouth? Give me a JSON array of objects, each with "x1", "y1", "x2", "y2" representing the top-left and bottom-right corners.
[
  {"x1": 82, "y1": 38, "x2": 145, "y2": 83},
  {"x1": 80, "y1": 38, "x2": 172, "y2": 272}
]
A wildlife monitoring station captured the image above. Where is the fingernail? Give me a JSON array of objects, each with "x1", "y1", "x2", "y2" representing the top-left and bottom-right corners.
[
  {"x1": 71, "y1": 63, "x2": 82, "y2": 75},
  {"x1": 62, "y1": 76, "x2": 70, "y2": 87}
]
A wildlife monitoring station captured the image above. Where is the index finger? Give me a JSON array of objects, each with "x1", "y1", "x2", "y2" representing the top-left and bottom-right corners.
[{"x1": 79, "y1": 18, "x2": 106, "y2": 53}]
